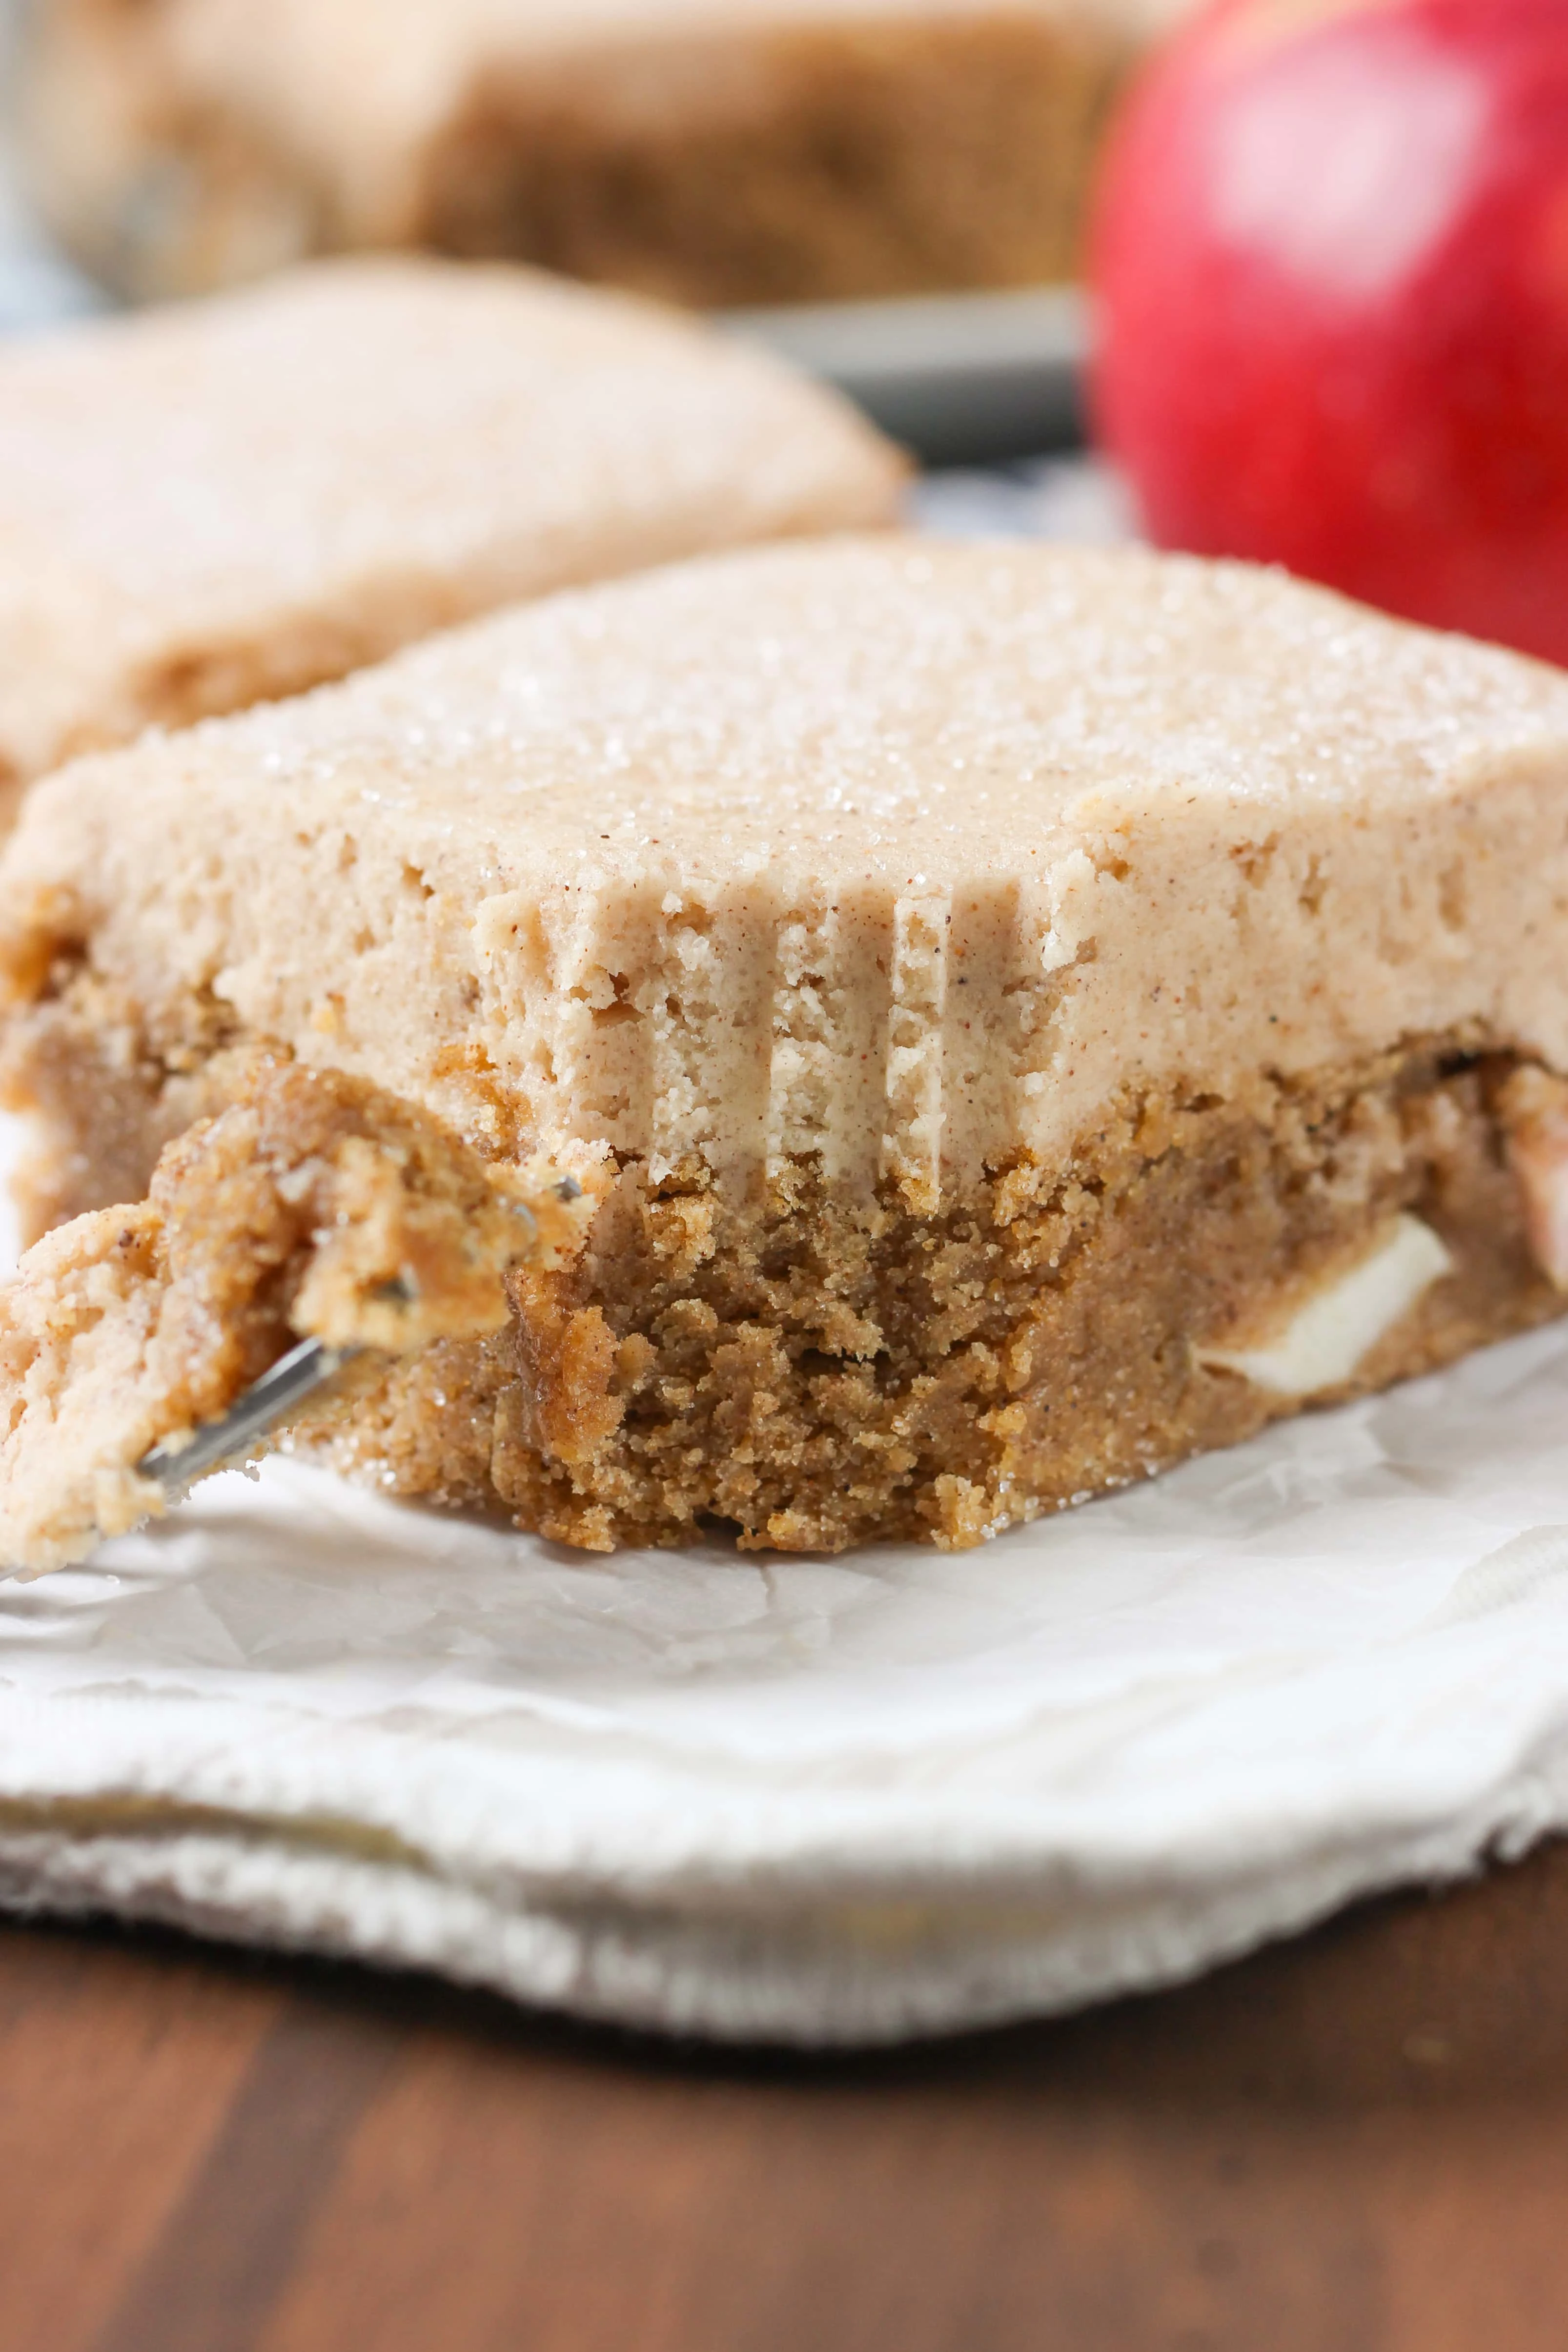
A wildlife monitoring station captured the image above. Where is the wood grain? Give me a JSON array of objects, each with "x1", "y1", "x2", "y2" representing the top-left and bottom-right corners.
[{"x1": 6, "y1": 1845, "x2": 1568, "y2": 2352}]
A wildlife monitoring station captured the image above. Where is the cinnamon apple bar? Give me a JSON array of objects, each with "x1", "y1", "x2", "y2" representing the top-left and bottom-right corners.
[
  {"x1": 4, "y1": 536, "x2": 1568, "y2": 1557},
  {"x1": 0, "y1": 255, "x2": 902, "y2": 806},
  {"x1": 16, "y1": 0, "x2": 1193, "y2": 307}
]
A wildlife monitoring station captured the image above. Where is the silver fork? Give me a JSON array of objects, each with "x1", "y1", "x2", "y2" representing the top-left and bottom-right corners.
[
  {"x1": 138, "y1": 1336, "x2": 361, "y2": 1493},
  {"x1": 137, "y1": 1172, "x2": 583, "y2": 1494}
]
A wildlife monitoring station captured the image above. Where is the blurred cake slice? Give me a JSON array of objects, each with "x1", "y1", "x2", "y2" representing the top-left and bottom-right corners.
[
  {"x1": 0, "y1": 254, "x2": 903, "y2": 804},
  {"x1": 16, "y1": 0, "x2": 1195, "y2": 307},
  {"x1": 4, "y1": 536, "x2": 1568, "y2": 1556}
]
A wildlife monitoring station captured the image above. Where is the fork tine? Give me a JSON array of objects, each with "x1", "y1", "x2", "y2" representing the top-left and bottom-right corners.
[{"x1": 138, "y1": 1337, "x2": 360, "y2": 1493}]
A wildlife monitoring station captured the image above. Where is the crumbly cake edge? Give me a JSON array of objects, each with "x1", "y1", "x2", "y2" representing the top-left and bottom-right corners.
[{"x1": 2, "y1": 994, "x2": 1563, "y2": 1554}]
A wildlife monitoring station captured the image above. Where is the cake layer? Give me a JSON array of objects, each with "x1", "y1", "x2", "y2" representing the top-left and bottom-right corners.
[
  {"x1": 310, "y1": 1042, "x2": 1568, "y2": 1549},
  {"x1": 0, "y1": 256, "x2": 902, "y2": 798},
  {"x1": 17, "y1": 0, "x2": 1193, "y2": 306},
  {"x1": 5, "y1": 537, "x2": 1568, "y2": 1553},
  {"x1": 5, "y1": 1029, "x2": 1564, "y2": 1554}
]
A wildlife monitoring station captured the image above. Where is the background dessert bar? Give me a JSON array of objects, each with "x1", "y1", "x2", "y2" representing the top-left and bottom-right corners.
[
  {"x1": 0, "y1": 254, "x2": 903, "y2": 804},
  {"x1": 15, "y1": 0, "x2": 1195, "y2": 307}
]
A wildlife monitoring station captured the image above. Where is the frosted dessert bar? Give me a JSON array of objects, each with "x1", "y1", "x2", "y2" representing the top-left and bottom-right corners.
[
  {"x1": 16, "y1": 0, "x2": 1194, "y2": 307},
  {"x1": 4, "y1": 537, "x2": 1568, "y2": 1557},
  {"x1": 0, "y1": 255, "x2": 903, "y2": 806},
  {"x1": 0, "y1": 1059, "x2": 606, "y2": 1573}
]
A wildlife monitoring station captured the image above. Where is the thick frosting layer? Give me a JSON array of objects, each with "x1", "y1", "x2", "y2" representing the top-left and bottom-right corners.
[
  {"x1": 6, "y1": 538, "x2": 1568, "y2": 1203},
  {"x1": 0, "y1": 257, "x2": 901, "y2": 786}
]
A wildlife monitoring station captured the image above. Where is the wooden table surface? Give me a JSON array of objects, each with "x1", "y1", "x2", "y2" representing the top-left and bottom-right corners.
[{"x1": 8, "y1": 1848, "x2": 1568, "y2": 2352}]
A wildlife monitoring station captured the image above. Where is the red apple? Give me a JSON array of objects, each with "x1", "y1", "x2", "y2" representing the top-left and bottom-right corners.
[{"x1": 1089, "y1": 0, "x2": 1568, "y2": 666}]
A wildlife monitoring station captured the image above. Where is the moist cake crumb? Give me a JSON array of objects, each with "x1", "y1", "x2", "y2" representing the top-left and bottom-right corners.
[
  {"x1": 16, "y1": 0, "x2": 1197, "y2": 308},
  {"x1": 0, "y1": 1059, "x2": 605, "y2": 1575}
]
